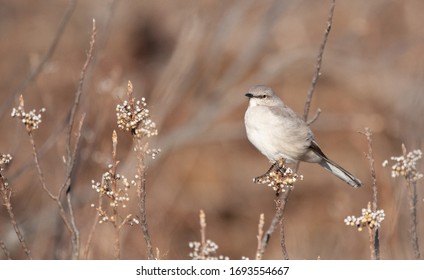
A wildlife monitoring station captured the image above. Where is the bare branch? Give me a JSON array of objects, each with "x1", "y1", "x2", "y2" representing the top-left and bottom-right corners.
[
  {"x1": 61, "y1": 19, "x2": 97, "y2": 197},
  {"x1": 407, "y1": 179, "x2": 420, "y2": 259},
  {"x1": 135, "y1": 139, "x2": 155, "y2": 260},
  {"x1": 359, "y1": 128, "x2": 380, "y2": 259},
  {"x1": 402, "y1": 144, "x2": 421, "y2": 259},
  {"x1": 60, "y1": 19, "x2": 96, "y2": 259},
  {"x1": 255, "y1": 213, "x2": 265, "y2": 260},
  {"x1": 199, "y1": 209, "x2": 207, "y2": 259},
  {"x1": 303, "y1": 0, "x2": 335, "y2": 121},
  {"x1": 261, "y1": 0, "x2": 336, "y2": 259}
]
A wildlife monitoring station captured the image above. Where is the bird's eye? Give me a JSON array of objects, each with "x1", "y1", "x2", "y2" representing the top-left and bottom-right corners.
[{"x1": 260, "y1": 95, "x2": 268, "y2": 99}]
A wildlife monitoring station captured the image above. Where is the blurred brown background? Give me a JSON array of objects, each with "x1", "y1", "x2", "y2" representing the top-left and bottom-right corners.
[{"x1": 0, "y1": 0, "x2": 423, "y2": 260}]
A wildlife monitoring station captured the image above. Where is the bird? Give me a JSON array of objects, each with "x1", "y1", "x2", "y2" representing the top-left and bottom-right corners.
[{"x1": 244, "y1": 85, "x2": 362, "y2": 188}]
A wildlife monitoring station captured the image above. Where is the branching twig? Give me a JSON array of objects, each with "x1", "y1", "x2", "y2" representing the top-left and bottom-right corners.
[
  {"x1": 61, "y1": 19, "x2": 96, "y2": 198},
  {"x1": 115, "y1": 81, "x2": 158, "y2": 259},
  {"x1": 260, "y1": 0, "x2": 336, "y2": 259},
  {"x1": 61, "y1": 19, "x2": 96, "y2": 196},
  {"x1": 59, "y1": 19, "x2": 96, "y2": 260},
  {"x1": 13, "y1": 95, "x2": 76, "y2": 258},
  {"x1": 28, "y1": 130, "x2": 75, "y2": 231}
]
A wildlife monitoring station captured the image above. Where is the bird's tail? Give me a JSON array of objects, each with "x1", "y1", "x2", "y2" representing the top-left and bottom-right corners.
[{"x1": 318, "y1": 157, "x2": 362, "y2": 188}]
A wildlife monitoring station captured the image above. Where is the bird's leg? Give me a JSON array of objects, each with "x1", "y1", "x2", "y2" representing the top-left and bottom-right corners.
[
  {"x1": 254, "y1": 163, "x2": 276, "y2": 184},
  {"x1": 275, "y1": 159, "x2": 286, "y2": 174},
  {"x1": 253, "y1": 159, "x2": 286, "y2": 184}
]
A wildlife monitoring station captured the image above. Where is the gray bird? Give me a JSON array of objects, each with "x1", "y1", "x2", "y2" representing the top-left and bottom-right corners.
[{"x1": 244, "y1": 85, "x2": 362, "y2": 188}]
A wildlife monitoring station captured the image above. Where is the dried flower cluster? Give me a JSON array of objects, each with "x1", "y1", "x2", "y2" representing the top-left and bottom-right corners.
[
  {"x1": 382, "y1": 149, "x2": 423, "y2": 182},
  {"x1": 344, "y1": 204, "x2": 385, "y2": 231},
  {"x1": 188, "y1": 240, "x2": 229, "y2": 260},
  {"x1": 11, "y1": 96, "x2": 46, "y2": 131},
  {"x1": 0, "y1": 154, "x2": 12, "y2": 188},
  {"x1": 116, "y1": 81, "x2": 158, "y2": 139},
  {"x1": 90, "y1": 165, "x2": 139, "y2": 225},
  {"x1": 254, "y1": 162, "x2": 303, "y2": 193},
  {"x1": 0, "y1": 154, "x2": 12, "y2": 171},
  {"x1": 189, "y1": 210, "x2": 229, "y2": 260}
]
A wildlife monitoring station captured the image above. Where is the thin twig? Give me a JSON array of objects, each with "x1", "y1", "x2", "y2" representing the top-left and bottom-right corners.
[
  {"x1": 61, "y1": 19, "x2": 96, "y2": 197},
  {"x1": 407, "y1": 180, "x2": 420, "y2": 259},
  {"x1": 277, "y1": 192, "x2": 291, "y2": 260},
  {"x1": 360, "y1": 128, "x2": 380, "y2": 259},
  {"x1": 59, "y1": 20, "x2": 96, "y2": 259},
  {"x1": 123, "y1": 81, "x2": 156, "y2": 260},
  {"x1": 199, "y1": 210, "x2": 207, "y2": 259},
  {"x1": 0, "y1": 0, "x2": 76, "y2": 118},
  {"x1": 255, "y1": 213, "x2": 265, "y2": 260},
  {"x1": 402, "y1": 144, "x2": 421, "y2": 259},
  {"x1": 260, "y1": 0, "x2": 336, "y2": 259},
  {"x1": 136, "y1": 139, "x2": 155, "y2": 260},
  {"x1": 363, "y1": 129, "x2": 378, "y2": 212},
  {"x1": 0, "y1": 173, "x2": 32, "y2": 259},
  {"x1": 83, "y1": 192, "x2": 102, "y2": 259},
  {"x1": 66, "y1": 114, "x2": 85, "y2": 260},
  {"x1": 111, "y1": 130, "x2": 121, "y2": 260},
  {"x1": 14, "y1": 95, "x2": 76, "y2": 257},
  {"x1": 303, "y1": 0, "x2": 335, "y2": 121},
  {"x1": 28, "y1": 131, "x2": 74, "y2": 233}
]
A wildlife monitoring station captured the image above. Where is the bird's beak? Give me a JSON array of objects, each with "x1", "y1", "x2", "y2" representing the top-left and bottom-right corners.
[{"x1": 245, "y1": 93, "x2": 253, "y2": 98}]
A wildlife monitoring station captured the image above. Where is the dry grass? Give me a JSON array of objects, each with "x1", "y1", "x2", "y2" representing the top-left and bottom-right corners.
[{"x1": 0, "y1": 0, "x2": 423, "y2": 259}]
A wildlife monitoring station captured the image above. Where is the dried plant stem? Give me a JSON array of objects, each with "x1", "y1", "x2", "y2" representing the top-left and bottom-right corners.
[
  {"x1": 66, "y1": 115, "x2": 85, "y2": 259},
  {"x1": 113, "y1": 224, "x2": 121, "y2": 260},
  {"x1": 255, "y1": 213, "x2": 265, "y2": 260},
  {"x1": 303, "y1": 0, "x2": 335, "y2": 121},
  {"x1": 199, "y1": 210, "x2": 207, "y2": 259},
  {"x1": 83, "y1": 193, "x2": 102, "y2": 259},
  {"x1": 277, "y1": 193, "x2": 290, "y2": 260},
  {"x1": 109, "y1": 130, "x2": 121, "y2": 259},
  {"x1": 135, "y1": 140, "x2": 155, "y2": 260},
  {"x1": 398, "y1": 143, "x2": 421, "y2": 259},
  {"x1": 361, "y1": 128, "x2": 380, "y2": 259},
  {"x1": 260, "y1": 0, "x2": 335, "y2": 259},
  {"x1": 60, "y1": 20, "x2": 96, "y2": 259},
  {"x1": 44, "y1": 18, "x2": 95, "y2": 259},
  {"x1": 28, "y1": 132, "x2": 74, "y2": 233},
  {"x1": 406, "y1": 178, "x2": 420, "y2": 259},
  {"x1": 0, "y1": 175, "x2": 32, "y2": 259}
]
